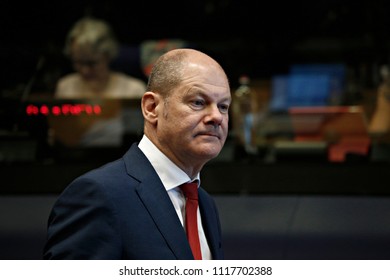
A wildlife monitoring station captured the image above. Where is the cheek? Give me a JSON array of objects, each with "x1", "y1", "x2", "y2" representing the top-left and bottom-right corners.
[
  {"x1": 169, "y1": 110, "x2": 198, "y2": 128},
  {"x1": 222, "y1": 117, "x2": 229, "y2": 131},
  {"x1": 160, "y1": 113, "x2": 190, "y2": 135}
]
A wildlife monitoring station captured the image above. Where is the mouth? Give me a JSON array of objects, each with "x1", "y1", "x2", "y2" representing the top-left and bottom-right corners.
[{"x1": 196, "y1": 132, "x2": 220, "y2": 139}]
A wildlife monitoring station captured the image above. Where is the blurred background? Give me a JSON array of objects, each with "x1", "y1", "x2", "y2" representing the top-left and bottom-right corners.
[
  {"x1": 2, "y1": 0, "x2": 390, "y2": 91},
  {"x1": 2, "y1": 0, "x2": 390, "y2": 260}
]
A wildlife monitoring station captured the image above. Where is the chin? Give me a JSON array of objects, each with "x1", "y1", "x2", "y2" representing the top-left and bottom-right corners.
[{"x1": 196, "y1": 146, "x2": 222, "y2": 160}]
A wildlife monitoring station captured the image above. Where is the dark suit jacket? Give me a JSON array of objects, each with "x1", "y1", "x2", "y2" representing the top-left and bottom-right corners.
[{"x1": 43, "y1": 143, "x2": 224, "y2": 259}]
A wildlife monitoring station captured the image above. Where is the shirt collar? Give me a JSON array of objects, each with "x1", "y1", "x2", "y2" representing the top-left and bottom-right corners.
[{"x1": 138, "y1": 135, "x2": 200, "y2": 191}]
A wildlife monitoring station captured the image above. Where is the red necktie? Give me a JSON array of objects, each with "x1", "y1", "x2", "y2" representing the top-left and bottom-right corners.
[{"x1": 180, "y1": 182, "x2": 202, "y2": 260}]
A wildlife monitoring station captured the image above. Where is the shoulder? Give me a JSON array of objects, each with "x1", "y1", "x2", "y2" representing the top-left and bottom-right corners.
[
  {"x1": 112, "y1": 72, "x2": 146, "y2": 98},
  {"x1": 56, "y1": 73, "x2": 80, "y2": 86},
  {"x1": 55, "y1": 73, "x2": 81, "y2": 98},
  {"x1": 71, "y1": 144, "x2": 147, "y2": 191},
  {"x1": 55, "y1": 158, "x2": 131, "y2": 213}
]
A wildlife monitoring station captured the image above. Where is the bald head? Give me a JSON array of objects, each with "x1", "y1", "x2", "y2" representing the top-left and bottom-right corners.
[{"x1": 146, "y1": 48, "x2": 228, "y2": 98}]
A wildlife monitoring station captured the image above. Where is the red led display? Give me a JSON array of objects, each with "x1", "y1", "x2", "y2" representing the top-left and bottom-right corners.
[{"x1": 26, "y1": 104, "x2": 102, "y2": 116}]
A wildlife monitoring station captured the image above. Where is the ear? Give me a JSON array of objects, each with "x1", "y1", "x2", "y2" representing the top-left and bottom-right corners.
[{"x1": 141, "y1": 91, "x2": 161, "y2": 125}]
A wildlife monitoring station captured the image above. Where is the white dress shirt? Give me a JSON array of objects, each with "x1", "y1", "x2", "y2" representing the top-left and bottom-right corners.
[{"x1": 138, "y1": 135, "x2": 212, "y2": 260}]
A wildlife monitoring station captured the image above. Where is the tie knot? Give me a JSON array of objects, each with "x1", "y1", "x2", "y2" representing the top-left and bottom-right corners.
[{"x1": 180, "y1": 182, "x2": 198, "y2": 200}]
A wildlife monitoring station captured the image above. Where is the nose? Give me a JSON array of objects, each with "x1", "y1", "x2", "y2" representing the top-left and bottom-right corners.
[{"x1": 205, "y1": 104, "x2": 225, "y2": 127}]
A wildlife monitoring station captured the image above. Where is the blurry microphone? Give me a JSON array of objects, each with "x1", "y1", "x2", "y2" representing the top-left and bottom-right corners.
[
  {"x1": 13, "y1": 55, "x2": 46, "y2": 132},
  {"x1": 21, "y1": 55, "x2": 46, "y2": 101}
]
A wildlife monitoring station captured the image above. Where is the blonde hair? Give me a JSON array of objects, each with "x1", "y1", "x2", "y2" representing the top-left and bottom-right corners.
[{"x1": 64, "y1": 17, "x2": 119, "y2": 60}]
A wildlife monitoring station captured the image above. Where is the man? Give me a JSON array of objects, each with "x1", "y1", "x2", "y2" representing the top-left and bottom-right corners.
[{"x1": 43, "y1": 48, "x2": 231, "y2": 259}]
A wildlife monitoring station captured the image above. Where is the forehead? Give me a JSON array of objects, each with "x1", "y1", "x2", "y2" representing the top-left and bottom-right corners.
[
  {"x1": 181, "y1": 60, "x2": 229, "y2": 90},
  {"x1": 70, "y1": 43, "x2": 101, "y2": 58}
]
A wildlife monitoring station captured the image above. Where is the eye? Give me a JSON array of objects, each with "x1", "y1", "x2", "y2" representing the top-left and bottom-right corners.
[
  {"x1": 218, "y1": 103, "x2": 230, "y2": 114},
  {"x1": 190, "y1": 98, "x2": 205, "y2": 109}
]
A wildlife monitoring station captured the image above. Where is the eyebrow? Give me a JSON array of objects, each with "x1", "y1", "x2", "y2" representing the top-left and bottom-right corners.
[{"x1": 188, "y1": 86, "x2": 231, "y2": 100}]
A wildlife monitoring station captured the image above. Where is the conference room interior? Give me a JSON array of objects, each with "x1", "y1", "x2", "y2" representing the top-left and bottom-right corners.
[{"x1": 2, "y1": 1, "x2": 390, "y2": 260}]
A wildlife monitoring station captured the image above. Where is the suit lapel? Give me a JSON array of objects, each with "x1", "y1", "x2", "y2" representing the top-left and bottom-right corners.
[
  {"x1": 124, "y1": 144, "x2": 194, "y2": 259},
  {"x1": 199, "y1": 189, "x2": 223, "y2": 259}
]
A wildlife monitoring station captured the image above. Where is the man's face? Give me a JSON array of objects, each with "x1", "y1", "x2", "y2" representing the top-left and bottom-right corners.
[{"x1": 156, "y1": 61, "x2": 231, "y2": 169}]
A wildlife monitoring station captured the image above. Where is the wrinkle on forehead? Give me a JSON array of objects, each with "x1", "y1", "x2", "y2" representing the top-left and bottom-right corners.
[{"x1": 184, "y1": 61, "x2": 227, "y2": 81}]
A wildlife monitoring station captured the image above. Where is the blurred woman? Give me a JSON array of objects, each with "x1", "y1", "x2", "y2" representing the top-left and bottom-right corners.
[
  {"x1": 52, "y1": 17, "x2": 146, "y2": 147},
  {"x1": 55, "y1": 17, "x2": 146, "y2": 99}
]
